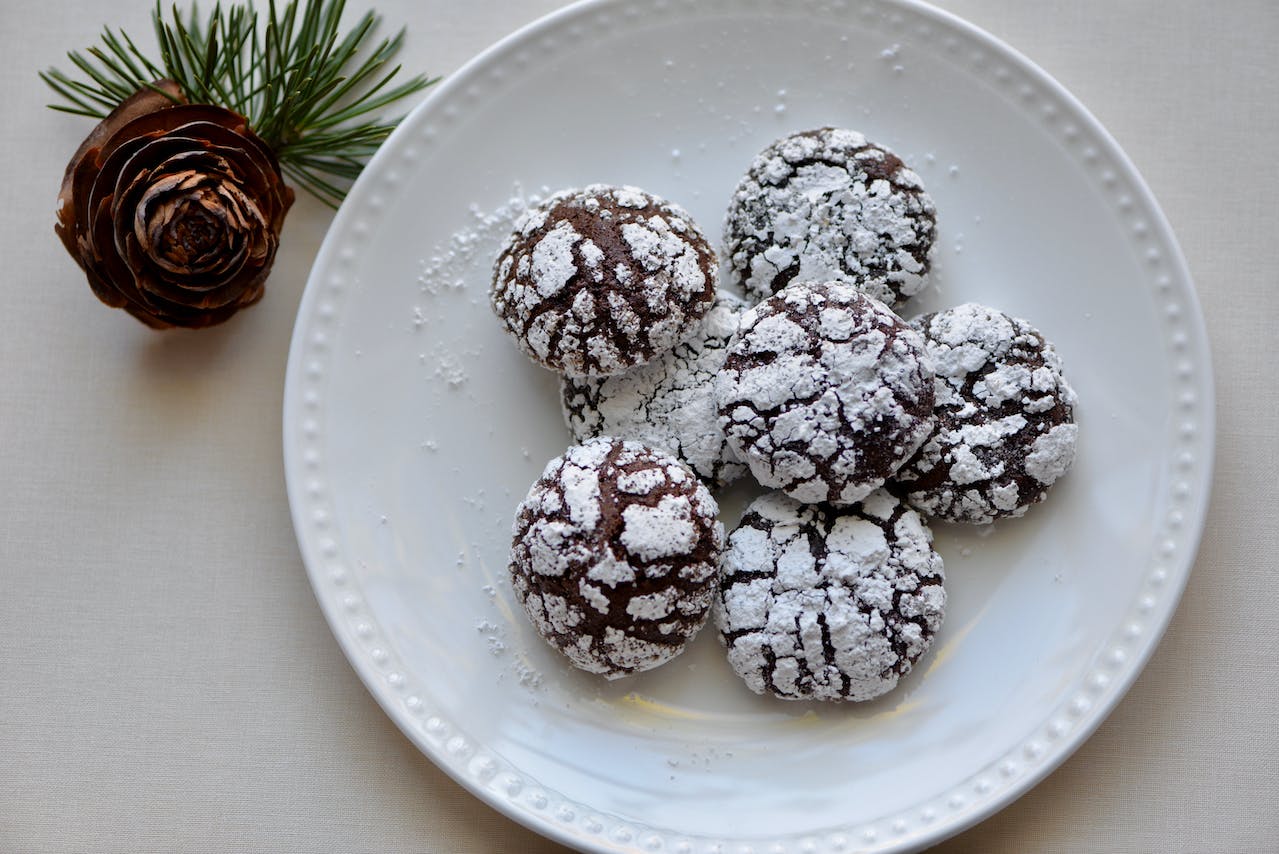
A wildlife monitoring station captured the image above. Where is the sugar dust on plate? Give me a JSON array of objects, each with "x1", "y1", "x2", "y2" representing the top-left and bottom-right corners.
[
  {"x1": 415, "y1": 185, "x2": 547, "y2": 297},
  {"x1": 517, "y1": 666, "x2": 542, "y2": 690},
  {"x1": 461, "y1": 489, "x2": 486, "y2": 513},
  {"x1": 421, "y1": 345, "x2": 467, "y2": 389},
  {"x1": 880, "y1": 43, "x2": 905, "y2": 74},
  {"x1": 475, "y1": 620, "x2": 506, "y2": 656}
]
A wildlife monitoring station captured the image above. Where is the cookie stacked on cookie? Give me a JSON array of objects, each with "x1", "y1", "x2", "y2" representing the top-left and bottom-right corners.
[{"x1": 488, "y1": 128, "x2": 1078, "y2": 703}]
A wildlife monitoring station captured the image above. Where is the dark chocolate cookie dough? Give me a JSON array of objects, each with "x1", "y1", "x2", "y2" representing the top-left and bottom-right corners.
[
  {"x1": 723, "y1": 127, "x2": 936, "y2": 308},
  {"x1": 491, "y1": 184, "x2": 717, "y2": 377},
  {"x1": 509, "y1": 437, "x2": 724, "y2": 678},
  {"x1": 891, "y1": 303, "x2": 1078, "y2": 523},
  {"x1": 715, "y1": 281, "x2": 935, "y2": 505},
  {"x1": 717, "y1": 490, "x2": 945, "y2": 702}
]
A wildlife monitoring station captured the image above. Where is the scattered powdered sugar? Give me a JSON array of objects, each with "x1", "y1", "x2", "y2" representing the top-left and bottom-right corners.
[
  {"x1": 561, "y1": 292, "x2": 749, "y2": 487},
  {"x1": 879, "y1": 43, "x2": 905, "y2": 74},
  {"x1": 473, "y1": 585, "x2": 554, "y2": 689},
  {"x1": 892, "y1": 303, "x2": 1078, "y2": 524},
  {"x1": 514, "y1": 661, "x2": 543, "y2": 689},
  {"x1": 716, "y1": 490, "x2": 945, "y2": 702},
  {"x1": 417, "y1": 188, "x2": 548, "y2": 296},
  {"x1": 723, "y1": 127, "x2": 936, "y2": 308},
  {"x1": 716, "y1": 281, "x2": 935, "y2": 505},
  {"x1": 475, "y1": 620, "x2": 507, "y2": 656},
  {"x1": 425, "y1": 343, "x2": 468, "y2": 389},
  {"x1": 509, "y1": 437, "x2": 724, "y2": 678},
  {"x1": 411, "y1": 187, "x2": 556, "y2": 393},
  {"x1": 490, "y1": 184, "x2": 717, "y2": 377}
]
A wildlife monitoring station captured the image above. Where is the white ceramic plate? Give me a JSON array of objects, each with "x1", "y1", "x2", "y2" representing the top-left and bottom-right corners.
[{"x1": 283, "y1": 1, "x2": 1213, "y2": 851}]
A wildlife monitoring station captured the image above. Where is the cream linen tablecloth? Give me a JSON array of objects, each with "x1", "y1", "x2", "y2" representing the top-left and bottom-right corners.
[{"x1": 2, "y1": 1, "x2": 1275, "y2": 851}]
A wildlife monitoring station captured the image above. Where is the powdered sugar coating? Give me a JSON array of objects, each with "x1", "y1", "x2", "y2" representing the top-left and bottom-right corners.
[
  {"x1": 509, "y1": 437, "x2": 724, "y2": 679},
  {"x1": 560, "y1": 292, "x2": 749, "y2": 487},
  {"x1": 717, "y1": 490, "x2": 945, "y2": 702},
  {"x1": 892, "y1": 303, "x2": 1079, "y2": 524},
  {"x1": 491, "y1": 184, "x2": 717, "y2": 376},
  {"x1": 723, "y1": 127, "x2": 936, "y2": 308},
  {"x1": 716, "y1": 281, "x2": 935, "y2": 505}
]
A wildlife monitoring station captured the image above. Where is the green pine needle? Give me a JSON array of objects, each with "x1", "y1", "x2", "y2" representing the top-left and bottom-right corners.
[{"x1": 42, "y1": 0, "x2": 438, "y2": 208}]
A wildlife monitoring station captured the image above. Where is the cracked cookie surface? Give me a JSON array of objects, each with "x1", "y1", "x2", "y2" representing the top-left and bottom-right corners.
[
  {"x1": 491, "y1": 184, "x2": 717, "y2": 376},
  {"x1": 723, "y1": 127, "x2": 936, "y2": 308},
  {"x1": 891, "y1": 303, "x2": 1078, "y2": 524},
  {"x1": 717, "y1": 490, "x2": 945, "y2": 702},
  {"x1": 560, "y1": 292, "x2": 748, "y2": 488},
  {"x1": 509, "y1": 437, "x2": 724, "y2": 678},
  {"x1": 715, "y1": 281, "x2": 935, "y2": 505}
]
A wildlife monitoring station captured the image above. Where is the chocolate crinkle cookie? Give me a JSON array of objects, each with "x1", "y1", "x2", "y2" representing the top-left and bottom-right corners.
[
  {"x1": 491, "y1": 184, "x2": 717, "y2": 376},
  {"x1": 723, "y1": 127, "x2": 936, "y2": 309},
  {"x1": 717, "y1": 490, "x2": 945, "y2": 702},
  {"x1": 560, "y1": 292, "x2": 748, "y2": 488},
  {"x1": 715, "y1": 281, "x2": 935, "y2": 506},
  {"x1": 509, "y1": 437, "x2": 725, "y2": 678},
  {"x1": 891, "y1": 303, "x2": 1078, "y2": 524}
]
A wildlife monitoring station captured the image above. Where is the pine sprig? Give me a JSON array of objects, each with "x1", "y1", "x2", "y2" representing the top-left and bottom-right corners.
[{"x1": 41, "y1": 0, "x2": 438, "y2": 207}]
